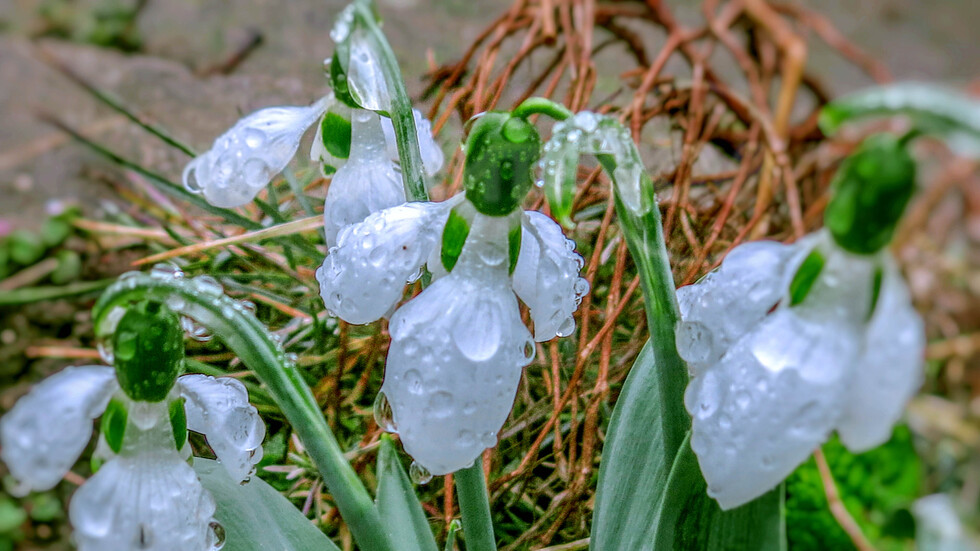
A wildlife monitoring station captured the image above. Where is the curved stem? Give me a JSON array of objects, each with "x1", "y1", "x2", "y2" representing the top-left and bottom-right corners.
[
  {"x1": 92, "y1": 275, "x2": 396, "y2": 551},
  {"x1": 353, "y1": 0, "x2": 428, "y2": 202},
  {"x1": 455, "y1": 463, "x2": 496, "y2": 551},
  {"x1": 512, "y1": 97, "x2": 574, "y2": 122}
]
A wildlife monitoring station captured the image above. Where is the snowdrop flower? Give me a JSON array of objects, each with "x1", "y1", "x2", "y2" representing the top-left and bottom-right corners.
[
  {"x1": 316, "y1": 112, "x2": 588, "y2": 475},
  {"x1": 183, "y1": 97, "x2": 330, "y2": 208},
  {"x1": 312, "y1": 106, "x2": 444, "y2": 244},
  {"x1": 0, "y1": 302, "x2": 264, "y2": 550},
  {"x1": 677, "y1": 134, "x2": 924, "y2": 509}
]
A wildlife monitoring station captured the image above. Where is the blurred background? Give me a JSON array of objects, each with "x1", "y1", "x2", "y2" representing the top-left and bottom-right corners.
[{"x1": 0, "y1": 0, "x2": 978, "y2": 549}]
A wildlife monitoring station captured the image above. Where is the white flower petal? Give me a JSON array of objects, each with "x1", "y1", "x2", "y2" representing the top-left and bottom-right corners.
[
  {"x1": 322, "y1": 110, "x2": 406, "y2": 246},
  {"x1": 178, "y1": 375, "x2": 265, "y2": 482},
  {"x1": 836, "y1": 260, "x2": 924, "y2": 451},
  {"x1": 184, "y1": 97, "x2": 329, "y2": 208},
  {"x1": 686, "y1": 307, "x2": 860, "y2": 509},
  {"x1": 317, "y1": 199, "x2": 457, "y2": 324},
  {"x1": 511, "y1": 211, "x2": 589, "y2": 341},
  {"x1": 383, "y1": 270, "x2": 533, "y2": 475},
  {"x1": 0, "y1": 366, "x2": 117, "y2": 495},
  {"x1": 676, "y1": 240, "x2": 805, "y2": 374},
  {"x1": 381, "y1": 109, "x2": 444, "y2": 176},
  {"x1": 70, "y1": 450, "x2": 217, "y2": 551}
]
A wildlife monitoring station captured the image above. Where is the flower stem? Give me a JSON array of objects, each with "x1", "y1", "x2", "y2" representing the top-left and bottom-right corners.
[
  {"x1": 601, "y1": 164, "x2": 689, "y2": 457},
  {"x1": 454, "y1": 462, "x2": 496, "y2": 551},
  {"x1": 353, "y1": 0, "x2": 428, "y2": 202},
  {"x1": 92, "y1": 274, "x2": 396, "y2": 551},
  {"x1": 511, "y1": 97, "x2": 574, "y2": 122}
]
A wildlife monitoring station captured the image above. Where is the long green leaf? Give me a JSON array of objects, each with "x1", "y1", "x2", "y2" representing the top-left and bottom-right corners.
[
  {"x1": 194, "y1": 459, "x2": 341, "y2": 551},
  {"x1": 376, "y1": 436, "x2": 439, "y2": 551},
  {"x1": 654, "y1": 434, "x2": 786, "y2": 550}
]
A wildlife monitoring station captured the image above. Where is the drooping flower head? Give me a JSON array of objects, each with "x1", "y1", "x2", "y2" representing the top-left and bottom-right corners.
[
  {"x1": 677, "y1": 134, "x2": 924, "y2": 509},
  {"x1": 317, "y1": 111, "x2": 588, "y2": 475},
  {"x1": 183, "y1": 97, "x2": 330, "y2": 208},
  {"x1": 0, "y1": 301, "x2": 264, "y2": 550}
]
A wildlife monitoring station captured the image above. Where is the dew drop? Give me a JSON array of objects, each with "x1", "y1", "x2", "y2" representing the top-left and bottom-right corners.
[
  {"x1": 373, "y1": 392, "x2": 397, "y2": 433},
  {"x1": 409, "y1": 461, "x2": 432, "y2": 485},
  {"x1": 114, "y1": 331, "x2": 138, "y2": 361},
  {"x1": 457, "y1": 430, "x2": 476, "y2": 448},
  {"x1": 481, "y1": 431, "x2": 497, "y2": 448},
  {"x1": 97, "y1": 340, "x2": 114, "y2": 364},
  {"x1": 208, "y1": 521, "x2": 226, "y2": 550},
  {"x1": 181, "y1": 317, "x2": 213, "y2": 342},
  {"x1": 150, "y1": 262, "x2": 184, "y2": 280},
  {"x1": 735, "y1": 391, "x2": 751, "y2": 410},
  {"x1": 462, "y1": 402, "x2": 477, "y2": 415},
  {"x1": 521, "y1": 339, "x2": 536, "y2": 362},
  {"x1": 193, "y1": 275, "x2": 224, "y2": 296},
  {"x1": 244, "y1": 128, "x2": 265, "y2": 149},
  {"x1": 428, "y1": 391, "x2": 454, "y2": 418},
  {"x1": 556, "y1": 316, "x2": 576, "y2": 337},
  {"x1": 404, "y1": 369, "x2": 423, "y2": 395}
]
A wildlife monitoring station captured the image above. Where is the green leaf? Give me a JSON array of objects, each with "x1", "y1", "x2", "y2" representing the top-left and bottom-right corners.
[
  {"x1": 654, "y1": 434, "x2": 786, "y2": 550},
  {"x1": 375, "y1": 436, "x2": 439, "y2": 551},
  {"x1": 444, "y1": 519, "x2": 462, "y2": 551},
  {"x1": 194, "y1": 459, "x2": 341, "y2": 551},
  {"x1": 819, "y1": 82, "x2": 980, "y2": 157}
]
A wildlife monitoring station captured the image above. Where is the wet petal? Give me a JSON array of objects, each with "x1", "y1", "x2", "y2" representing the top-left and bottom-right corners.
[
  {"x1": 381, "y1": 109, "x2": 444, "y2": 176},
  {"x1": 178, "y1": 375, "x2": 265, "y2": 482},
  {"x1": 184, "y1": 97, "x2": 329, "y2": 208},
  {"x1": 322, "y1": 110, "x2": 405, "y2": 246},
  {"x1": 309, "y1": 95, "x2": 353, "y2": 173},
  {"x1": 676, "y1": 240, "x2": 805, "y2": 374},
  {"x1": 383, "y1": 270, "x2": 533, "y2": 475},
  {"x1": 0, "y1": 366, "x2": 117, "y2": 494},
  {"x1": 686, "y1": 307, "x2": 860, "y2": 509},
  {"x1": 70, "y1": 450, "x2": 217, "y2": 551},
  {"x1": 346, "y1": 30, "x2": 390, "y2": 112},
  {"x1": 317, "y1": 198, "x2": 457, "y2": 324},
  {"x1": 836, "y1": 260, "x2": 924, "y2": 451},
  {"x1": 511, "y1": 211, "x2": 589, "y2": 341}
]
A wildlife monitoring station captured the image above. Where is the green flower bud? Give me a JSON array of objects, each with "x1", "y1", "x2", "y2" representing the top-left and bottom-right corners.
[
  {"x1": 463, "y1": 112, "x2": 541, "y2": 217},
  {"x1": 112, "y1": 301, "x2": 185, "y2": 402},
  {"x1": 824, "y1": 134, "x2": 916, "y2": 255}
]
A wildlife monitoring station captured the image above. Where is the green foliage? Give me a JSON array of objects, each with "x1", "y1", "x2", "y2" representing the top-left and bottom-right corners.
[
  {"x1": 785, "y1": 426, "x2": 921, "y2": 551},
  {"x1": 375, "y1": 436, "x2": 439, "y2": 551}
]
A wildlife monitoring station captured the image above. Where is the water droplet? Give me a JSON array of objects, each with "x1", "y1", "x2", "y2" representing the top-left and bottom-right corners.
[
  {"x1": 521, "y1": 339, "x2": 535, "y2": 362},
  {"x1": 477, "y1": 242, "x2": 507, "y2": 267},
  {"x1": 481, "y1": 431, "x2": 497, "y2": 448},
  {"x1": 244, "y1": 128, "x2": 265, "y2": 149},
  {"x1": 97, "y1": 340, "x2": 114, "y2": 364},
  {"x1": 373, "y1": 392, "x2": 397, "y2": 433},
  {"x1": 428, "y1": 391, "x2": 454, "y2": 418},
  {"x1": 208, "y1": 521, "x2": 226, "y2": 550},
  {"x1": 194, "y1": 275, "x2": 224, "y2": 296},
  {"x1": 404, "y1": 369, "x2": 423, "y2": 395},
  {"x1": 181, "y1": 317, "x2": 213, "y2": 342},
  {"x1": 457, "y1": 430, "x2": 476, "y2": 448},
  {"x1": 150, "y1": 262, "x2": 184, "y2": 280},
  {"x1": 463, "y1": 402, "x2": 477, "y2": 415},
  {"x1": 556, "y1": 316, "x2": 576, "y2": 337},
  {"x1": 409, "y1": 461, "x2": 432, "y2": 484},
  {"x1": 718, "y1": 414, "x2": 732, "y2": 429},
  {"x1": 735, "y1": 391, "x2": 751, "y2": 409},
  {"x1": 675, "y1": 321, "x2": 714, "y2": 364},
  {"x1": 114, "y1": 331, "x2": 138, "y2": 361},
  {"x1": 239, "y1": 300, "x2": 257, "y2": 315}
]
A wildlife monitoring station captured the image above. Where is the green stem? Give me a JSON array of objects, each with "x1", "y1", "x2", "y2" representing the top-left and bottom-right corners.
[
  {"x1": 512, "y1": 97, "x2": 574, "y2": 122},
  {"x1": 600, "y1": 164, "x2": 689, "y2": 457},
  {"x1": 353, "y1": 0, "x2": 428, "y2": 202},
  {"x1": 92, "y1": 275, "x2": 396, "y2": 551},
  {"x1": 454, "y1": 463, "x2": 496, "y2": 551}
]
